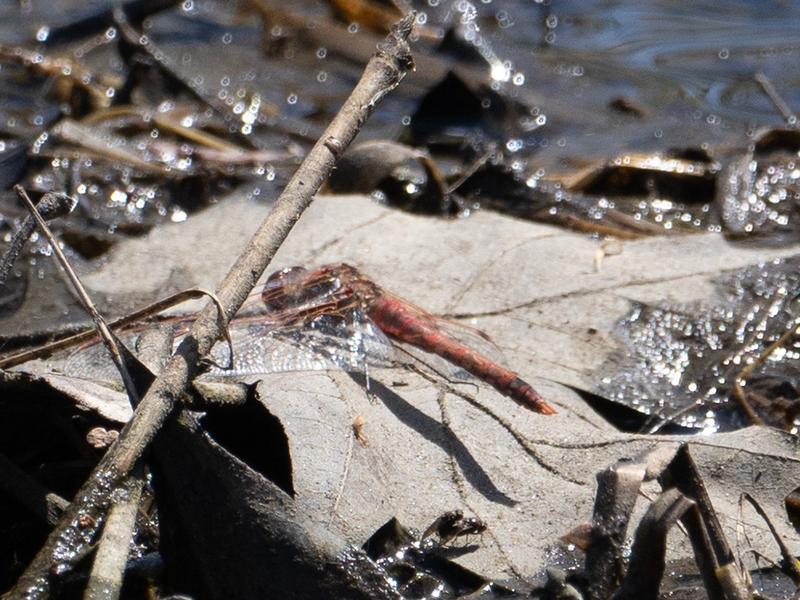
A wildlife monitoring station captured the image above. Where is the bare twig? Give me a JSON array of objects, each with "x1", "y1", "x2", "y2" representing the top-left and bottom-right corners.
[
  {"x1": 732, "y1": 318, "x2": 800, "y2": 426},
  {"x1": 659, "y1": 445, "x2": 750, "y2": 600},
  {"x1": 15, "y1": 186, "x2": 141, "y2": 404},
  {"x1": 9, "y1": 14, "x2": 415, "y2": 597},
  {"x1": 754, "y1": 72, "x2": 798, "y2": 128},
  {"x1": 84, "y1": 328, "x2": 172, "y2": 600},
  {"x1": 585, "y1": 460, "x2": 647, "y2": 599},
  {"x1": 0, "y1": 287, "x2": 227, "y2": 369},
  {"x1": 611, "y1": 488, "x2": 694, "y2": 600},
  {"x1": 0, "y1": 191, "x2": 75, "y2": 287},
  {"x1": 83, "y1": 472, "x2": 143, "y2": 600},
  {"x1": 739, "y1": 493, "x2": 800, "y2": 585}
]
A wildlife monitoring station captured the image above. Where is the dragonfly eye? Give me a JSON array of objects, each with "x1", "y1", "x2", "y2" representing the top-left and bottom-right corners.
[
  {"x1": 262, "y1": 267, "x2": 309, "y2": 311},
  {"x1": 265, "y1": 266, "x2": 307, "y2": 288},
  {"x1": 261, "y1": 265, "x2": 353, "y2": 317}
]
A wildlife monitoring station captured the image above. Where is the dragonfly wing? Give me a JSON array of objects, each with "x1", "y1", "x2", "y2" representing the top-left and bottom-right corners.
[
  {"x1": 206, "y1": 312, "x2": 398, "y2": 377},
  {"x1": 298, "y1": 313, "x2": 398, "y2": 370},
  {"x1": 59, "y1": 307, "x2": 400, "y2": 382}
]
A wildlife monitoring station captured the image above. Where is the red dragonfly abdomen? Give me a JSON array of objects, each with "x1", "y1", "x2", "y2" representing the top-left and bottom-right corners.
[{"x1": 366, "y1": 295, "x2": 556, "y2": 415}]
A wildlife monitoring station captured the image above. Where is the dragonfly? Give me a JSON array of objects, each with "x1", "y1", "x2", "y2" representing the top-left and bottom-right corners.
[{"x1": 56, "y1": 264, "x2": 555, "y2": 415}]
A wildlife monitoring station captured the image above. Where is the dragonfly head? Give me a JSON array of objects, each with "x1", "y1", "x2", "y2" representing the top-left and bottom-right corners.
[
  {"x1": 260, "y1": 263, "x2": 381, "y2": 326},
  {"x1": 261, "y1": 265, "x2": 353, "y2": 315}
]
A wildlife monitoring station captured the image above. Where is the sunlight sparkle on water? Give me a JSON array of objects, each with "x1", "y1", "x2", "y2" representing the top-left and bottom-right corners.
[{"x1": 490, "y1": 61, "x2": 511, "y2": 82}]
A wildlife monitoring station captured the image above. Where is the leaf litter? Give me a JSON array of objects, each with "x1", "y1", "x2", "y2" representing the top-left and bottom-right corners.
[
  {"x1": 2, "y1": 0, "x2": 800, "y2": 597},
  {"x1": 5, "y1": 192, "x2": 800, "y2": 597}
]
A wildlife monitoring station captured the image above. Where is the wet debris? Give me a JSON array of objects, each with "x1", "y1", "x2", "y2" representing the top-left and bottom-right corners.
[
  {"x1": 0, "y1": 1, "x2": 303, "y2": 274},
  {"x1": 607, "y1": 97, "x2": 647, "y2": 118},
  {"x1": 327, "y1": 139, "x2": 452, "y2": 213},
  {"x1": 599, "y1": 255, "x2": 800, "y2": 433},
  {"x1": 2, "y1": 2, "x2": 800, "y2": 598},
  {"x1": 0, "y1": 12, "x2": 418, "y2": 597},
  {"x1": 454, "y1": 147, "x2": 723, "y2": 237},
  {"x1": 546, "y1": 445, "x2": 798, "y2": 600},
  {"x1": 36, "y1": 0, "x2": 182, "y2": 47},
  {"x1": 0, "y1": 42, "x2": 121, "y2": 114},
  {"x1": 0, "y1": 374, "x2": 134, "y2": 591},
  {"x1": 0, "y1": 190, "x2": 75, "y2": 287},
  {"x1": 362, "y1": 514, "x2": 517, "y2": 599},
  {"x1": 4, "y1": 0, "x2": 798, "y2": 249},
  {"x1": 0, "y1": 140, "x2": 28, "y2": 189},
  {"x1": 406, "y1": 70, "x2": 542, "y2": 150},
  {"x1": 718, "y1": 127, "x2": 800, "y2": 241},
  {"x1": 451, "y1": 151, "x2": 670, "y2": 238},
  {"x1": 567, "y1": 150, "x2": 717, "y2": 209}
]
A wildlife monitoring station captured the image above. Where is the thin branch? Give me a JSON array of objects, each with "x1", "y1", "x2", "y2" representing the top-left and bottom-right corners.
[
  {"x1": 14, "y1": 186, "x2": 141, "y2": 404},
  {"x1": 83, "y1": 471, "x2": 144, "y2": 600},
  {"x1": 0, "y1": 191, "x2": 75, "y2": 287},
  {"x1": 9, "y1": 14, "x2": 416, "y2": 597},
  {"x1": 739, "y1": 493, "x2": 800, "y2": 585},
  {"x1": 754, "y1": 72, "x2": 798, "y2": 127},
  {"x1": 732, "y1": 318, "x2": 800, "y2": 426},
  {"x1": 0, "y1": 287, "x2": 227, "y2": 369},
  {"x1": 611, "y1": 488, "x2": 694, "y2": 600},
  {"x1": 83, "y1": 327, "x2": 173, "y2": 600}
]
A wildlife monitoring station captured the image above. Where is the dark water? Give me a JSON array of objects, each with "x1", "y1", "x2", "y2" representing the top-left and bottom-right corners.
[
  {"x1": 2, "y1": 0, "x2": 799, "y2": 217},
  {"x1": 434, "y1": 0, "x2": 800, "y2": 163},
  {"x1": 3, "y1": 1, "x2": 800, "y2": 145}
]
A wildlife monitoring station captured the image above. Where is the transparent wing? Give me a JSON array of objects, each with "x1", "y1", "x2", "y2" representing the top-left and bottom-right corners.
[
  {"x1": 207, "y1": 311, "x2": 398, "y2": 377},
  {"x1": 61, "y1": 309, "x2": 399, "y2": 384}
]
